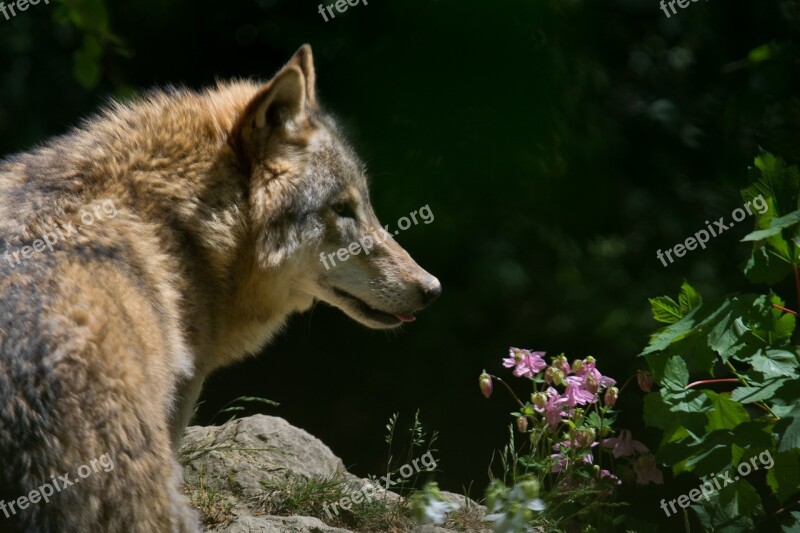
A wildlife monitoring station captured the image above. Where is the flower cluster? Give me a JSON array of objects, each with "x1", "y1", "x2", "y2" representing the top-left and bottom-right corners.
[
  {"x1": 479, "y1": 348, "x2": 662, "y2": 490},
  {"x1": 487, "y1": 349, "x2": 617, "y2": 433}
]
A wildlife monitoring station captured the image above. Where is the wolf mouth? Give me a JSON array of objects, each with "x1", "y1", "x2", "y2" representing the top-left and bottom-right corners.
[{"x1": 332, "y1": 287, "x2": 415, "y2": 326}]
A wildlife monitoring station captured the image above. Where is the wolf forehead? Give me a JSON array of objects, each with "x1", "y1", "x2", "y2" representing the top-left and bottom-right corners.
[
  {"x1": 142, "y1": 81, "x2": 367, "y2": 171},
  {"x1": 295, "y1": 113, "x2": 371, "y2": 196}
]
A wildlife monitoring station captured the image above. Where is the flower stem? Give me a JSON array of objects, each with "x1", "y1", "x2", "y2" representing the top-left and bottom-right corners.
[
  {"x1": 617, "y1": 373, "x2": 637, "y2": 394},
  {"x1": 724, "y1": 361, "x2": 780, "y2": 420},
  {"x1": 684, "y1": 378, "x2": 739, "y2": 389},
  {"x1": 772, "y1": 303, "x2": 798, "y2": 316},
  {"x1": 489, "y1": 375, "x2": 526, "y2": 409}
]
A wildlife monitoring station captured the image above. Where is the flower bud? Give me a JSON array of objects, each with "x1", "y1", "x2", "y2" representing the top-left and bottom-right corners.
[
  {"x1": 516, "y1": 416, "x2": 529, "y2": 433},
  {"x1": 585, "y1": 373, "x2": 599, "y2": 394},
  {"x1": 573, "y1": 428, "x2": 596, "y2": 447},
  {"x1": 552, "y1": 354, "x2": 570, "y2": 374},
  {"x1": 637, "y1": 370, "x2": 653, "y2": 392},
  {"x1": 531, "y1": 392, "x2": 547, "y2": 410},
  {"x1": 599, "y1": 426, "x2": 610, "y2": 437},
  {"x1": 585, "y1": 356, "x2": 596, "y2": 364},
  {"x1": 546, "y1": 368, "x2": 564, "y2": 386},
  {"x1": 479, "y1": 372, "x2": 493, "y2": 399},
  {"x1": 604, "y1": 386, "x2": 619, "y2": 407},
  {"x1": 571, "y1": 359, "x2": 584, "y2": 373}
]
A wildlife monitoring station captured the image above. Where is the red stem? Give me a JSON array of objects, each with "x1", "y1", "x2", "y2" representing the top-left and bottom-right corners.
[
  {"x1": 773, "y1": 304, "x2": 798, "y2": 316},
  {"x1": 685, "y1": 378, "x2": 740, "y2": 389}
]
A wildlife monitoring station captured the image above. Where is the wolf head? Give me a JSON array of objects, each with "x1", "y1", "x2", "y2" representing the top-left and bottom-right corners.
[{"x1": 230, "y1": 45, "x2": 441, "y2": 329}]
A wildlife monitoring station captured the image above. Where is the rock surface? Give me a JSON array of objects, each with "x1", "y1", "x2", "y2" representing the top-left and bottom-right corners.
[{"x1": 179, "y1": 415, "x2": 488, "y2": 532}]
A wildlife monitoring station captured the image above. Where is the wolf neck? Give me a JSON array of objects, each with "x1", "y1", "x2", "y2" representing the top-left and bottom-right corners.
[{"x1": 74, "y1": 83, "x2": 309, "y2": 374}]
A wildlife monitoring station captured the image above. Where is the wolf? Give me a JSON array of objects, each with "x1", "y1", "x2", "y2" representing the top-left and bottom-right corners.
[{"x1": 0, "y1": 45, "x2": 440, "y2": 532}]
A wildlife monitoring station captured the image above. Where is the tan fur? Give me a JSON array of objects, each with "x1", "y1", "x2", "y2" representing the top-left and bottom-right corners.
[{"x1": 0, "y1": 45, "x2": 439, "y2": 531}]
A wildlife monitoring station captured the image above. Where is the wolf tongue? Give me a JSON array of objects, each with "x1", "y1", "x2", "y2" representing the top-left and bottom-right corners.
[{"x1": 396, "y1": 314, "x2": 416, "y2": 323}]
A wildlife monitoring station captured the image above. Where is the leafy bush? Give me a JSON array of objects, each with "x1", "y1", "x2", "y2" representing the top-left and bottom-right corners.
[{"x1": 642, "y1": 153, "x2": 800, "y2": 531}]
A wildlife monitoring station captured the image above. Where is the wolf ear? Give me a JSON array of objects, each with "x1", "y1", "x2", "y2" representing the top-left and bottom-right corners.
[
  {"x1": 285, "y1": 44, "x2": 317, "y2": 106},
  {"x1": 233, "y1": 66, "x2": 306, "y2": 156},
  {"x1": 231, "y1": 45, "x2": 318, "y2": 165}
]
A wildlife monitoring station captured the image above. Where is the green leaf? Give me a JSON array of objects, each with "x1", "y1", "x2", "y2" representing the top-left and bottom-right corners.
[
  {"x1": 662, "y1": 356, "x2": 689, "y2": 392},
  {"x1": 691, "y1": 478, "x2": 763, "y2": 530},
  {"x1": 748, "y1": 43, "x2": 778, "y2": 64},
  {"x1": 774, "y1": 311, "x2": 796, "y2": 340},
  {"x1": 641, "y1": 304, "x2": 710, "y2": 355},
  {"x1": 772, "y1": 378, "x2": 800, "y2": 407},
  {"x1": 750, "y1": 350, "x2": 799, "y2": 379},
  {"x1": 775, "y1": 406, "x2": 800, "y2": 453},
  {"x1": 732, "y1": 422, "x2": 777, "y2": 458},
  {"x1": 731, "y1": 377, "x2": 789, "y2": 404},
  {"x1": 742, "y1": 210, "x2": 800, "y2": 242},
  {"x1": 716, "y1": 479, "x2": 764, "y2": 520},
  {"x1": 766, "y1": 451, "x2": 800, "y2": 504},
  {"x1": 643, "y1": 390, "x2": 674, "y2": 430},
  {"x1": 646, "y1": 281, "x2": 703, "y2": 328},
  {"x1": 740, "y1": 153, "x2": 800, "y2": 284},
  {"x1": 742, "y1": 244, "x2": 793, "y2": 284},
  {"x1": 781, "y1": 511, "x2": 800, "y2": 532},
  {"x1": 705, "y1": 391, "x2": 750, "y2": 432},
  {"x1": 679, "y1": 281, "x2": 702, "y2": 315},
  {"x1": 649, "y1": 296, "x2": 681, "y2": 324}
]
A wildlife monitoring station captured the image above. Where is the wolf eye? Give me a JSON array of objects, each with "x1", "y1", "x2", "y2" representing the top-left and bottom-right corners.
[{"x1": 332, "y1": 202, "x2": 356, "y2": 219}]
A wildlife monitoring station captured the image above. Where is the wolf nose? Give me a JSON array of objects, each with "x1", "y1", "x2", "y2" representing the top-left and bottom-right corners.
[{"x1": 420, "y1": 276, "x2": 442, "y2": 306}]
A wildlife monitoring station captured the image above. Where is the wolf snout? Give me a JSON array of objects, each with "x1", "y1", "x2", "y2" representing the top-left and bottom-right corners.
[{"x1": 419, "y1": 275, "x2": 442, "y2": 306}]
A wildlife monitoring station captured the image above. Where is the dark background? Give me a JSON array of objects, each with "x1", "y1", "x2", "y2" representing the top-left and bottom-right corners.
[{"x1": 2, "y1": 0, "x2": 799, "y2": 529}]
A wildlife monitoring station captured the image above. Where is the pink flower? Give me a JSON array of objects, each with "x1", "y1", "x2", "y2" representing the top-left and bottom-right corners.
[
  {"x1": 633, "y1": 454, "x2": 664, "y2": 485},
  {"x1": 573, "y1": 358, "x2": 595, "y2": 377},
  {"x1": 563, "y1": 378, "x2": 596, "y2": 406},
  {"x1": 541, "y1": 387, "x2": 568, "y2": 430},
  {"x1": 601, "y1": 430, "x2": 649, "y2": 458},
  {"x1": 550, "y1": 452, "x2": 569, "y2": 472},
  {"x1": 574, "y1": 360, "x2": 616, "y2": 390},
  {"x1": 598, "y1": 469, "x2": 621, "y2": 485},
  {"x1": 502, "y1": 348, "x2": 547, "y2": 379}
]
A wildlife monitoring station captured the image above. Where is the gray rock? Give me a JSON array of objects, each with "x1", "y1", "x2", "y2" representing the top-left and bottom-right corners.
[
  {"x1": 180, "y1": 415, "x2": 487, "y2": 532},
  {"x1": 182, "y1": 415, "x2": 347, "y2": 503},
  {"x1": 219, "y1": 514, "x2": 353, "y2": 533}
]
